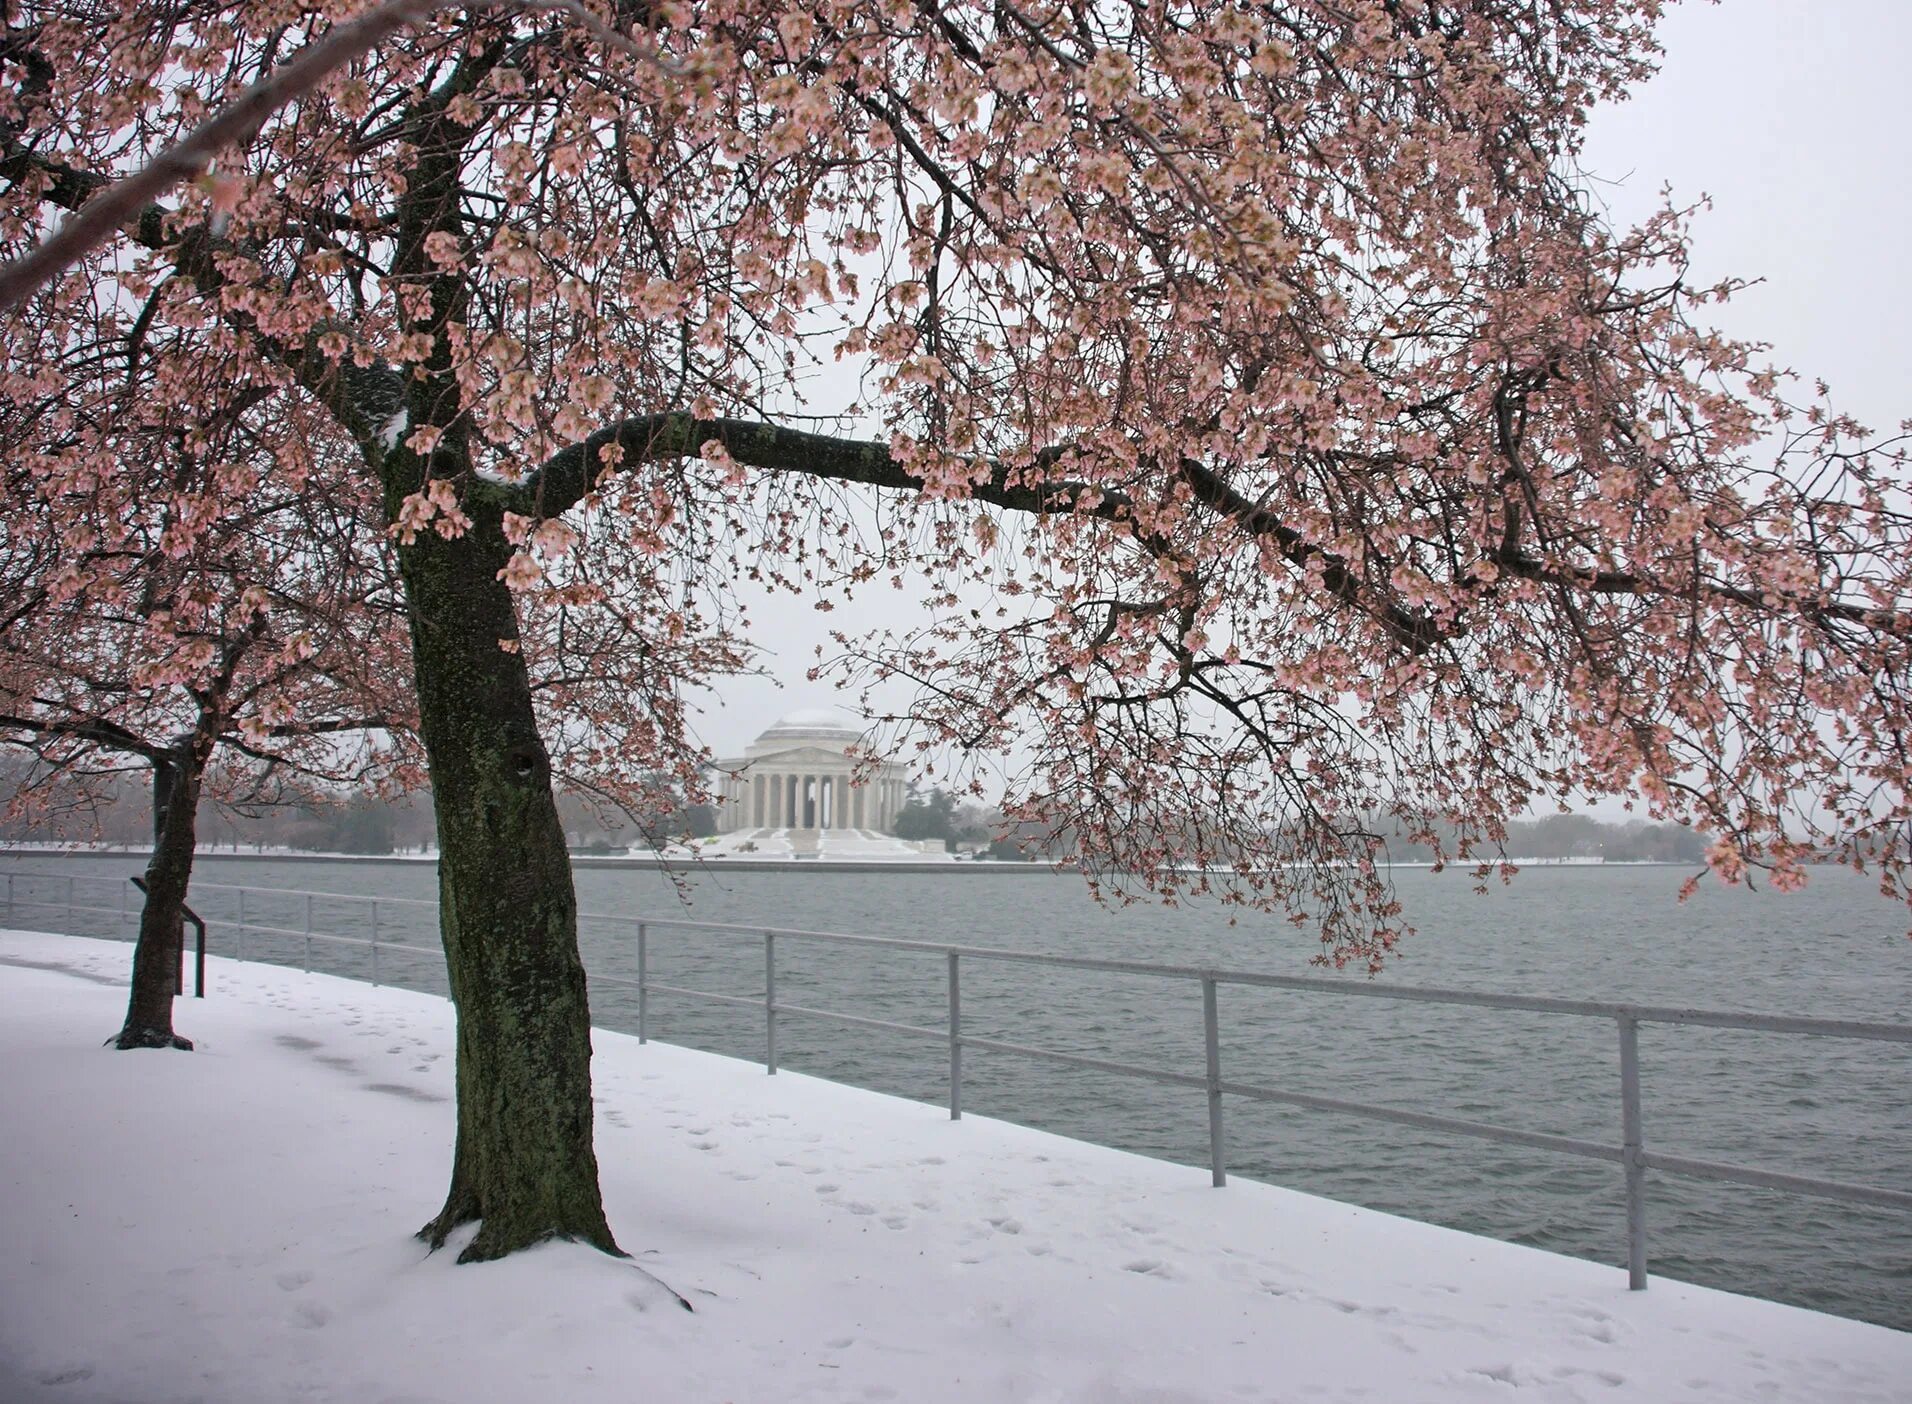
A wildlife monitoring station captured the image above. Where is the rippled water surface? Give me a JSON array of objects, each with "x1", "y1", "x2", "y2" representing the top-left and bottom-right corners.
[{"x1": 6, "y1": 853, "x2": 1908, "y2": 1330}]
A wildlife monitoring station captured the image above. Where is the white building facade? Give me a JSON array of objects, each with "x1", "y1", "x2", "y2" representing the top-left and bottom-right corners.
[{"x1": 714, "y1": 711, "x2": 908, "y2": 833}]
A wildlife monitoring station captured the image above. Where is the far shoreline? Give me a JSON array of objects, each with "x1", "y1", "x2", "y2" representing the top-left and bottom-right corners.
[{"x1": 1, "y1": 845, "x2": 1692, "y2": 875}]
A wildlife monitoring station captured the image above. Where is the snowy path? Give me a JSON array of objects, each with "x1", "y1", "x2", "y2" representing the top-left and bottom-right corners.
[{"x1": 1, "y1": 929, "x2": 1905, "y2": 1403}]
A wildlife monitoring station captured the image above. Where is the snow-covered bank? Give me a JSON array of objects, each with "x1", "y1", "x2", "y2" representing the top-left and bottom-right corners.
[{"x1": 1, "y1": 931, "x2": 1904, "y2": 1404}]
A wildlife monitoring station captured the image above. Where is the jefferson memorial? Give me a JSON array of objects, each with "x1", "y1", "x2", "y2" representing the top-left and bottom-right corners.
[{"x1": 713, "y1": 710, "x2": 908, "y2": 833}]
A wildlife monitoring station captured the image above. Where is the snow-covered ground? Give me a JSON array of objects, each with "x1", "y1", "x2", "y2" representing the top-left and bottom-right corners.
[
  {"x1": 671, "y1": 827, "x2": 955, "y2": 861},
  {"x1": 1, "y1": 930, "x2": 1904, "y2": 1404}
]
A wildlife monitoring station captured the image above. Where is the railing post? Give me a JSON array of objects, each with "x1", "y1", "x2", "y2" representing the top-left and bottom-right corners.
[
  {"x1": 1203, "y1": 973, "x2": 1226, "y2": 1187},
  {"x1": 370, "y1": 899, "x2": 380, "y2": 986},
  {"x1": 636, "y1": 921, "x2": 649, "y2": 1044},
  {"x1": 948, "y1": 950, "x2": 962, "y2": 1120},
  {"x1": 236, "y1": 887, "x2": 247, "y2": 962},
  {"x1": 764, "y1": 930, "x2": 778, "y2": 1074},
  {"x1": 303, "y1": 892, "x2": 313, "y2": 972},
  {"x1": 1618, "y1": 1012, "x2": 1648, "y2": 1290}
]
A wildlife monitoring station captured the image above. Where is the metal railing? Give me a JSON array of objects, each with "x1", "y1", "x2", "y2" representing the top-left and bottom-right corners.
[
  {"x1": 127, "y1": 875, "x2": 206, "y2": 999},
  {"x1": 4, "y1": 866, "x2": 1908, "y2": 1295}
]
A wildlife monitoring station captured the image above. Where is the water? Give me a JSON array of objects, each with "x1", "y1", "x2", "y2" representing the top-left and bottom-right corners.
[{"x1": 6, "y1": 853, "x2": 1908, "y2": 1330}]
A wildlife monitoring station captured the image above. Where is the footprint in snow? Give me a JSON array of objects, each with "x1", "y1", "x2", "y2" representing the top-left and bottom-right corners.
[
  {"x1": 1553, "y1": 1366, "x2": 1626, "y2": 1388},
  {"x1": 35, "y1": 1365, "x2": 94, "y2": 1387}
]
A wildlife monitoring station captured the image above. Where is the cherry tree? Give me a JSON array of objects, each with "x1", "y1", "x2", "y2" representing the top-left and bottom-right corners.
[
  {"x1": 0, "y1": 355, "x2": 418, "y2": 1047},
  {"x1": 2, "y1": 0, "x2": 1905, "y2": 1262}
]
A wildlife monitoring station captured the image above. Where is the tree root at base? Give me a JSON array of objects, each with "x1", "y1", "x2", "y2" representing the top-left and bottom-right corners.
[
  {"x1": 109, "y1": 1026, "x2": 193, "y2": 1050},
  {"x1": 418, "y1": 1202, "x2": 631, "y2": 1276}
]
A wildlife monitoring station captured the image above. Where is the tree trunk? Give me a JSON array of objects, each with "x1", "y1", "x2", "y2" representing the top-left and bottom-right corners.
[
  {"x1": 395, "y1": 501, "x2": 620, "y2": 1263},
  {"x1": 114, "y1": 748, "x2": 201, "y2": 1050}
]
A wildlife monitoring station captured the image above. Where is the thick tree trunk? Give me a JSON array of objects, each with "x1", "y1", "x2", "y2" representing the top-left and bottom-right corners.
[
  {"x1": 114, "y1": 749, "x2": 201, "y2": 1050},
  {"x1": 395, "y1": 503, "x2": 619, "y2": 1263}
]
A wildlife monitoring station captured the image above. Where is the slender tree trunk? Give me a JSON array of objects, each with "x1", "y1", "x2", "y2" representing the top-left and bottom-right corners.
[
  {"x1": 394, "y1": 498, "x2": 619, "y2": 1262},
  {"x1": 114, "y1": 746, "x2": 201, "y2": 1050}
]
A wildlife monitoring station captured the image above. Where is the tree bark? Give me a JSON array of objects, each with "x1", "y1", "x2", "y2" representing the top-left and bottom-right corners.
[
  {"x1": 114, "y1": 748, "x2": 201, "y2": 1050},
  {"x1": 395, "y1": 499, "x2": 620, "y2": 1263}
]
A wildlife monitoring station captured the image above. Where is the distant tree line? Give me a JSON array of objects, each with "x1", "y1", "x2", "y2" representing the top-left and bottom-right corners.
[
  {"x1": 886, "y1": 785, "x2": 1711, "y2": 866},
  {"x1": 0, "y1": 758, "x2": 715, "y2": 854},
  {"x1": 0, "y1": 756, "x2": 1712, "y2": 866},
  {"x1": 1382, "y1": 812, "x2": 1710, "y2": 865}
]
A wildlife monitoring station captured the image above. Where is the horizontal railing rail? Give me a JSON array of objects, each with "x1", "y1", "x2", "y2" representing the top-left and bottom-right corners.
[{"x1": 4, "y1": 864, "x2": 1907, "y2": 1294}]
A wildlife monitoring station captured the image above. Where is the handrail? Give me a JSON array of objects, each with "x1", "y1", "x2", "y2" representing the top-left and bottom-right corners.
[
  {"x1": 3, "y1": 863, "x2": 1906, "y2": 1300},
  {"x1": 129, "y1": 876, "x2": 205, "y2": 999},
  {"x1": 604, "y1": 909, "x2": 1912, "y2": 1040}
]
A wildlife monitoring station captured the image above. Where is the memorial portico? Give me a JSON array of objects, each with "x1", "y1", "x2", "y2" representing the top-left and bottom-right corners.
[{"x1": 715, "y1": 710, "x2": 908, "y2": 833}]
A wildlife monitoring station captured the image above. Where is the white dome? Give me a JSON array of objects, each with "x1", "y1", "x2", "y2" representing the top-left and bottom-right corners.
[
  {"x1": 768, "y1": 707, "x2": 857, "y2": 732},
  {"x1": 743, "y1": 708, "x2": 864, "y2": 758}
]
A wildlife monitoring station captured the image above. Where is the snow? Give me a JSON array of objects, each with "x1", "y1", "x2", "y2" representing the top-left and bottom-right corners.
[
  {"x1": 377, "y1": 407, "x2": 409, "y2": 452},
  {"x1": 1, "y1": 929, "x2": 1905, "y2": 1404},
  {"x1": 673, "y1": 827, "x2": 956, "y2": 861},
  {"x1": 816, "y1": 828, "x2": 950, "y2": 860}
]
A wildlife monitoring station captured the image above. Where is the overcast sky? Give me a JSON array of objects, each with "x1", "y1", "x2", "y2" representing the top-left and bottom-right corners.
[{"x1": 695, "y1": 0, "x2": 1912, "y2": 765}]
